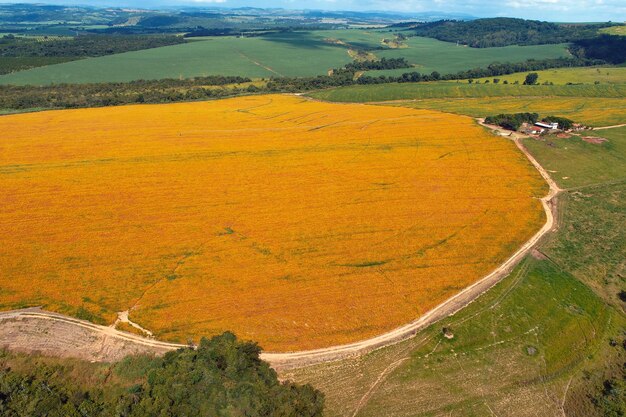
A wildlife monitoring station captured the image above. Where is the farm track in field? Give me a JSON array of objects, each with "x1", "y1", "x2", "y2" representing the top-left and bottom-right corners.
[
  {"x1": 0, "y1": 118, "x2": 560, "y2": 370},
  {"x1": 593, "y1": 123, "x2": 626, "y2": 130},
  {"x1": 236, "y1": 51, "x2": 284, "y2": 77}
]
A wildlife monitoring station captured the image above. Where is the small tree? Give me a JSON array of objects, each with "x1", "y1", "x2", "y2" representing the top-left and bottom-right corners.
[{"x1": 523, "y1": 72, "x2": 539, "y2": 85}]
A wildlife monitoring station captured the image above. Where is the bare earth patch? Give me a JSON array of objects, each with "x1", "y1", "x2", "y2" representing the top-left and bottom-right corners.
[{"x1": 581, "y1": 136, "x2": 608, "y2": 144}]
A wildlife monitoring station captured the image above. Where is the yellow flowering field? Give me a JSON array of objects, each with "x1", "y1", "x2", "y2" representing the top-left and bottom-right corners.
[
  {"x1": 395, "y1": 97, "x2": 626, "y2": 127},
  {"x1": 0, "y1": 95, "x2": 546, "y2": 351}
]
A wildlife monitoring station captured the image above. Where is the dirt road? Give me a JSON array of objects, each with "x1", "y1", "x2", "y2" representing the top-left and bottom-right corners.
[
  {"x1": 593, "y1": 123, "x2": 626, "y2": 130},
  {"x1": 0, "y1": 122, "x2": 560, "y2": 370}
]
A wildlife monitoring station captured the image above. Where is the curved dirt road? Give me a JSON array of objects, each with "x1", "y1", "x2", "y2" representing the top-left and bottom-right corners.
[
  {"x1": 0, "y1": 127, "x2": 560, "y2": 370},
  {"x1": 264, "y1": 136, "x2": 559, "y2": 368},
  {"x1": 593, "y1": 123, "x2": 626, "y2": 130}
]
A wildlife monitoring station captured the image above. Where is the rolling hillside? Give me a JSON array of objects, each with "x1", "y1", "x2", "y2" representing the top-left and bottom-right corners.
[{"x1": 0, "y1": 31, "x2": 571, "y2": 85}]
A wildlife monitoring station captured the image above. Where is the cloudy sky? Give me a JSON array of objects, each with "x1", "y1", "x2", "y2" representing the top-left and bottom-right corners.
[{"x1": 2, "y1": 0, "x2": 625, "y2": 21}]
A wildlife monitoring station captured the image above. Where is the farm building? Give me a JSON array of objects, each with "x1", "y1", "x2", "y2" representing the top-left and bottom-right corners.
[{"x1": 535, "y1": 121, "x2": 559, "y2": 130}]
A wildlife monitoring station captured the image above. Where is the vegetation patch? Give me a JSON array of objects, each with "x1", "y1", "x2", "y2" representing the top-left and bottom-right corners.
[
  {"x1": 485, "y1": 112, "x2": 538, "y2": 130},
  {"x1": 391, "y1": 95, "x2": 626, "y2": 127},
  {"x1": 0, "y1": 333, "x2": 324, "y2": 416},
  {"x1": 411, "y1": 18, "x2": 614, "y2": 48}
]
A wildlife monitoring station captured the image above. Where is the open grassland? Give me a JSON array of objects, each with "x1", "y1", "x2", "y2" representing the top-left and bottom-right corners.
[
  {"x1": 543, "y1": 179, "x2": 626, "y2": 310},
  {"x1": 0, "y1": 94, "x2": 546, "y2": 351},
  {"x1": 523, "y1": 126, "x2": 626, "y2": 189},
  {"x1": 393, "y1": 97, "x2": 626, "y2": 127},
  {"x1": 0, "y1": 33, "x2": 352, "y2": 85},
  {"x1": 283, "y1": 128, "x2": 626, "y2": 417},
  {"x1": 309, "y1": 82, "x2": 626, "y2": 103},
  {"x1": 366, "y1": 37, "x2": 570, "y2": 76},
  {"x1": 600, "y1": 25, "x2": 626, "y2": 35},
  {"x1": 469, "y1": 66, "x2": 626, "y2": 85},
  {"x1": 0, "y1": 31, "x2": 571, "y2": 85}
]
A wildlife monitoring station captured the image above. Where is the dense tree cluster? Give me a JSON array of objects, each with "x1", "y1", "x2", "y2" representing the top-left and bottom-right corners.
[
  {"x1": 344, "y1": 57, "x2": 411, "y2": 71},
  {"x1": 355, "y1": 57, "x2": 602, "y2": 85},
  {"x1": 0, "y1": 34, "x2": 185, "y2": 58},
  {"x1": 523, "y1": 72, "x2": 539, "y2": 85},
  {"x1": 0, "y1": 56, "x2": 75, "y2": 75},
  {"x1": 0, "y1": 333, "x2": 324, "y2": 417},
  {"x1": 543, "y1": 115, "x2": 575, "y2": 130},
  {"x1": 592, "y1": 378, "x2": 626, "y2": 416},
  {"x1": 0, "y1": 75, "x2": 251, "y2": 109},
  {"x1": 411, "y1": 18, "x2": 614, "y2": 48},
  {"x1": 485, "y1": 112, "x2": 539, "y2": 130},
  {"x1": 570, "y1": 35, "x2": 626, "y2": 64}
]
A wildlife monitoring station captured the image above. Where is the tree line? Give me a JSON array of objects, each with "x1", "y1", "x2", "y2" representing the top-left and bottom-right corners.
[
  {"x1": 354, "y1": 57, "x2": 603, "y2": 85},
  {"x1": 0, "y1": 34, "x2": 186, "y2": 75},
  {"x1": 0, "y1": 333, "x2": 324, "y2": 417},
  {"x1": 485, "y1": 112, "x2": 539, "y2": 130},
  {"x1": 411, "y1": 18, "x2": 616, "y2": 48},
  {"x1": 485, "y1": 112, "x2": 575, "y2": 131},
  {"x1": 344, "y1": 57, "x2": 412, "y2": 71},
  {"x1": 0, "y1": 34, "x2": 185, "y2": 58},
  {"x1": 570, "y1": 35, "x2": 626, "y2": 64}
]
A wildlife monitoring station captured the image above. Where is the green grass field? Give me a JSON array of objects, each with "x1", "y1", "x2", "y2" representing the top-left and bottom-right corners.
[
  {"x1": 524, "y1": 127, "x2": 626, "y2": 189},
  {"x1": 600, "y1": 25, "x2": 626, "y2": 36},
  {"x1": 522, "y1": 126, "x2": 626, "y2": 311},
  {"x1": 0, "y1": 33, "x2": 352, "y2": 85},
  {"x1": 310, "y1": 82, "x2": 626, "y2": 102},
  {"x1": 0, "y1": 30, "x2": 572, "y2": 85},
  {"x1": 283, "y1": 95, "x2": 625, "y2": 416},
  {"x1": 366, "y1": 37, "x2": 570, "y2": 76},
  {"x1": 469, "y1": 66, "x2": 626, "y2": 85}
]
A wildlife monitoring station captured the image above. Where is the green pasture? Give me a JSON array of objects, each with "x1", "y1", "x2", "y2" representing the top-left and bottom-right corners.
[
  {"x1": 524, "y1": 127, "x2": 626, "y2": 189},
  {"x1": 366, "y1": 37, "x2": 570, "y2": 76},
  {"x1": 600, "y1": 25, "x2": 626, "y2": 35},
  {"x1": 0, "y1": 32, "x2": 352, "y2": 85},
  {"x1": 0, "y1": 30, "x2": 572, "y2": 85},
  {"x1": 310, "y1": 82, "x2": 626, "y2": 102},
  {"x1": 469, "y1": 66, "x2": 626, "y2": 85}
]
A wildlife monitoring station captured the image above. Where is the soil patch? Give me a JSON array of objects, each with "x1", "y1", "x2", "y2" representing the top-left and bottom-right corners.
[{"x1": 581, "y1": 136, "x2": 608, "y2": 144}]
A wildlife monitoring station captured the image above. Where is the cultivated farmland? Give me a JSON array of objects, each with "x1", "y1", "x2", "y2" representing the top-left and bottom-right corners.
[
  {"x1": 394, "y1": 97, "x2": 626, "y2": 127},
  {"x1": 282, "y1": 127, "x2": 626, "y2": 417},
  {"x1": 0, "y1": 31, "x2": 571, "y2": 85},
  {"x1": 0, "y1": 94, "x2": 546, "y2": 351},
  {"x1": 366, "y1": 37, "x2": 570, "y2": 76},
  {"x1": 310, "y1": 82, "x2": 626, "y2": 103}
]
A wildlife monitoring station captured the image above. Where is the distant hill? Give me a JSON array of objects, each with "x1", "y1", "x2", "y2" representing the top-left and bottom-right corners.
[{"x1": 412, "y1": 18, "x2": 615, "y2": 47}]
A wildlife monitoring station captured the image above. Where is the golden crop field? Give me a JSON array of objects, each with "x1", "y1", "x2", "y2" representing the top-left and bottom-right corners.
[
  {"x1": 394, "y1": 97, "x2": 626, "y2": 127},
  {"x1": 0, "y1": 95, "x2": 546, "y2": 351}
]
